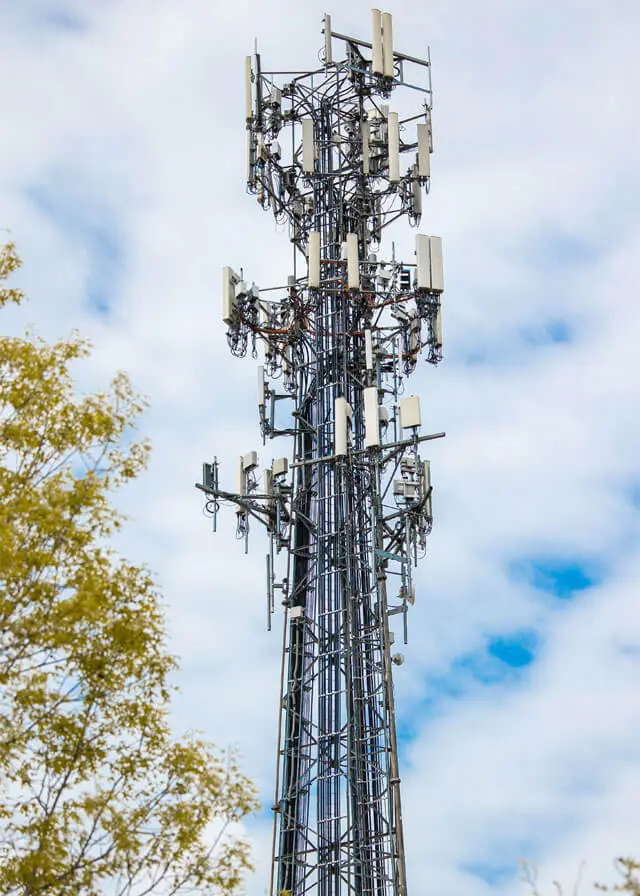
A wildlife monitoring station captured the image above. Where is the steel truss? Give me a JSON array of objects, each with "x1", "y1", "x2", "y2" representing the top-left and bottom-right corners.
[{"x1": 198, "y1": 12, "x2": 445, "y2": 896}]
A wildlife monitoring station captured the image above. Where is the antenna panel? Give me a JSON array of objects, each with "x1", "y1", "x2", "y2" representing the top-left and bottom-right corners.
[
  {"x1": 382, "y1": 12, "x2": 394, "y2": 77},
  {"x1": 364, "y1": 386, "x2": 381, "y2": 447},
  {"x1": 388, "y1": 111, "x2": 400, "y2": 183},
  {"x1": 308, "y1": 230, "x2": 321, "y2": 288},
  {"x1": 371, "y1": 8, "x2": 383, "y2": 74},
  {"x1": 245, "y1": 56, "x2": 252, "y2": 121},
  {"x1": 429, "y1": 236, "x2": 444, "y2": 292},
  {"x1": 417, "y1": 123, "x2": 430, "y2": 177},
  {"x1": 400, "y1": 395, "x2": 421, "y2": 429},
  {"x1": 415, "y1": 235, "x2": 429, "y2": 290},
  {"x1": 223, "y1": 266, "x2": 241, "y2": 324},
  {"x1": 347, "y1": 233, "x2": 360, "y2": 290}
]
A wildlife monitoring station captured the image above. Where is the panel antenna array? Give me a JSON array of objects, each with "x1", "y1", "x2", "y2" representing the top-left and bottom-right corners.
[{"x1": 198, "y1": 12, "x2": 445, "y2": 896}]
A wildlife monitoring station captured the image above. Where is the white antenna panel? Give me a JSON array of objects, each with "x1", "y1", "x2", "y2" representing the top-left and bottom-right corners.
[
  {"x1": 408, "y1": 314, "x2": 421, "y2": 352},
  {"x1": 257, "y1": 365, "x2": 265, "y2": 408},
  {"x1": 417, "y1": 234, "x2": 444, "y2": 291},
  {"x1": 323, "y1": 13, "x2": 332, "y2": 64},
  {"x1": 223, "y1": 266, "x2": 240, "y2": 324},
  {"x1": 272, "y1": 457, "x2": 288, "y2": 478},
  {"x1": 400, "y1": 395, "x2": 421, "y2": 429},
  {"x1": 412, "y1": 172, "x2": 422, "y2": 216},
  {"x1": 417, "y1": 123, "x2": 430, "y2": 177},
  {"x1": 415, "y1": 235, "x2": 429, "y2": 290},
  {"x1": 346, "y1": 233, "x2": 360, "y2": 290},
  {"x1": 282, "y1": 344, "x2": 293, "y2": 377},
  {"x1": 302, "y1": 118, "x2": 315, "y2": 173},
  {"x1": 364, "y1": 386, "x2": 381, "y2": 447},
  {"x1": 429, "y1": 235, "x2": 444, "y2": 293},
  {"x1": 308, "y1": 230, "x2": 321, "y2": 288},
  {"x1": 245, "y1": 56, "x2": 252, "y2": 121},
  {"x1": 388, "y1": 112, "x2": 400, "y2": 183},
  {"x1": 264, "y1": 468, "x2": 273, "y2": 502},
  {"x1": 243, "y1": 451, "x2": 258, "y2": 471},
  {"x1": 371, "y1": 9, "x2": 383, "y2": 75},
  {"x1": 365, "y1": 329, "x2": 374, "y2": 370},
  {"x1": 335, "y1": 397, "x2": 352, "y2": 456},
  {"x1": 381, "y1": 12, "x2": 394, "y2": 78}
]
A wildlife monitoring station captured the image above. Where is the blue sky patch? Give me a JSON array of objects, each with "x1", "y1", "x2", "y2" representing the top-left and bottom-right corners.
[
  {"x1": 458, "y1": 348, "x2": 491, "y2": 366},
  {"x1": 41, "y1": 9, "x2": 84, "y2": 31},
  {"x1": 509, "y1": 557, "x2": 600, "y2": 598},
  {"x1": 396, "y1": 630, "x2": 538, "y2": 746},
  {"x1": 519, "y1": 318, "x2": 573, "y2": 347},
  {"x1": 6, "y1": 2, "x2": 85, "y2": 33},
  {"x1": 545, "y1": 319, "x2": 572, "y2": 343},
  {"x1": 27, "y1": 176, "x2": 122, "y2": 315},
  {"x1": 456, "y1": 317, "x2": 572, "y2": 369},
  {"x1": 461, "y1": 858, "x2": 518, "y2": 887},
  {"x1": 462, "y1": 820, "x2": 577, "y2": 890},
  {"x1": 488, "y1": 630, "x2": 538, "y2": 667},
  {"x1": 534, "y1": 231, "x2": 593, "y2": 270},
  {"x1": 628, "y1": 485, "x2": 640, "y2": 509}
]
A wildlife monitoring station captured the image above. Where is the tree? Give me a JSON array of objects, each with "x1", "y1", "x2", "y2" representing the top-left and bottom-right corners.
[
  {"x1": 0, "y1": 242, "x2": 259, "y2": 895},
  {"x1": 597, "y1": 860, "x2": 640, "y2": 895}
]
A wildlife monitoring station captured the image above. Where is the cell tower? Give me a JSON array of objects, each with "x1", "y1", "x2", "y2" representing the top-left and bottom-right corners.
[{"x1": 198, "y1": 11, "x2": 445, "y2": 896}]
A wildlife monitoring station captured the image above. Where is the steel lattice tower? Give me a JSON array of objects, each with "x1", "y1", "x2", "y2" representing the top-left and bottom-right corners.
[{"x1": 198, "y1": 11, "x2": 445, "y2": 896}]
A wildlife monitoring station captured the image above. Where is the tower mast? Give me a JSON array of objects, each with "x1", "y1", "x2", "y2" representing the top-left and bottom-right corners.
[{"x1": 199, "y1": 12, "x2": 445, "y2": 896}]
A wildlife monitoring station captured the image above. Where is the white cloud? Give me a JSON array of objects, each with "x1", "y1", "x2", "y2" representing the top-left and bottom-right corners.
[{"x1": 1, "y1": 1, "x2": 640, "y2": 895}]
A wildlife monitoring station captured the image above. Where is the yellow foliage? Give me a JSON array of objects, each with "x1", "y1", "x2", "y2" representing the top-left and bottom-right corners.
[
  {"x1": 0, "y1": 239, "x2": 24, "y2": 307},
  {"x1": 0, "y1": 243, "x2": 259, "y2": 895},
  {"x1": 597, "y1": 860, "x2": 640, "y2": 895}
]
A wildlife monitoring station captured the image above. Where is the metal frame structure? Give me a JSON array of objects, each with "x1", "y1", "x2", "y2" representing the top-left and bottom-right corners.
[{"x1": 198, "y1": 11, "x2": 445, "y2": 896}]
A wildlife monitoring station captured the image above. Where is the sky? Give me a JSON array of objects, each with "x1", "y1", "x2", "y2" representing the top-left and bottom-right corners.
[{"x1": 1, "y1": 0, "x2": 640, "y2": 894}]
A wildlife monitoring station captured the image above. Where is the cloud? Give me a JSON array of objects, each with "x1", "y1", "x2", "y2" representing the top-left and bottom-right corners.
[
  {"x1": 26, "y1": 171, "x2": 123, "y2": 314},
  {"x1": 1, "y1": 1, "x2": 640, "y2": 895}
]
